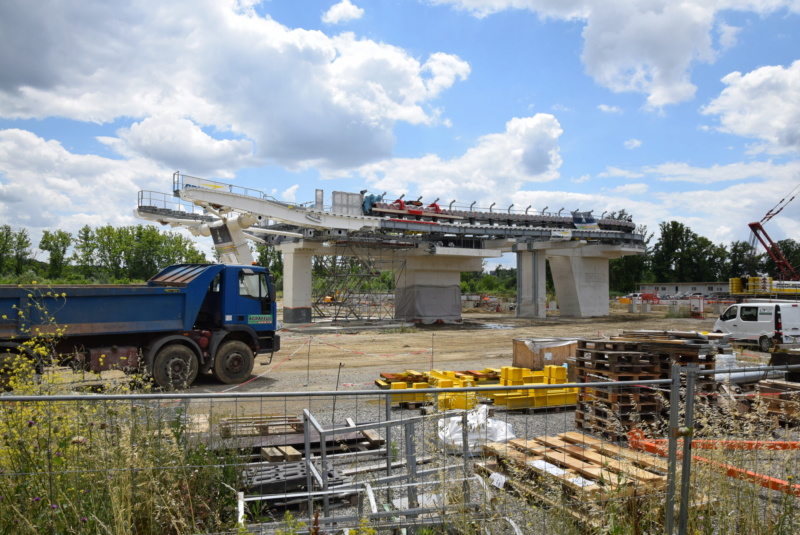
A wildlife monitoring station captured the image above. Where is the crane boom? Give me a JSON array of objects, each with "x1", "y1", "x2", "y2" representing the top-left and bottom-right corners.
[{"x1": 748, "y1": 221, "x2": 800, "y2": 281}]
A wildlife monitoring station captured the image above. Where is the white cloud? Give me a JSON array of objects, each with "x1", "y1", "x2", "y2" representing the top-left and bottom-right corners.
[
  {"x1": 597, "y1": 167, "x2": 644, "y2": 179},
  {"x1": 322, "y1": 0, "x2": 365, "y2": 24},
  {"x1": 355, "y1": 114, "x2": 563, "y2": 203},
  {"x1": 702, "y1": 60, "x2": 800, "y2": 154},
  {"x1": 0, "y1": 0, "x2": 469, "y2": 170},
  {"x1": 598, "y1": 104, "x2": 622, "y2": 114},
  {"x1": 606, "y1": 183, "x2": 648, "y2": 195},
  {"x1": 644, "y1": 160, "x2": 800, "y2": 184},
  {"x1": 281, "y1": 184, "x2": 300, "y2": 201},
  {"x1": 431, "y1": 0, "x2": 800, "y2": 107},
  {"x1": 624, "y1": 138, "x2": 642, "y2": 150},
  {"x1": 98, "y1": 116, "x2": 256, "y2": 177},
  {"x1": 717, "y1": 22, "x2": 741, "y2": 50},
  {"x1": 0, "y1": 128, "x2": 166, "y2": 237}
]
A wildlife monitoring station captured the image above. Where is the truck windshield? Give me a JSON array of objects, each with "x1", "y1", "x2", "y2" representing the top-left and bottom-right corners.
[{"x1": 239, "y1": 271, "x2": 268, "y2": 300}]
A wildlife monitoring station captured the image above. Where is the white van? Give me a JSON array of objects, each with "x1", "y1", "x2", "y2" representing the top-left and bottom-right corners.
[{"x1": 713, "y1": 302, "x2": 800, "y2": 351}]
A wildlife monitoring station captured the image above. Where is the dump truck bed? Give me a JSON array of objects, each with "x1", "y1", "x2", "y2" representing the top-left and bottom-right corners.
[{"x1": 0, "y1": 264, "x2": 223, "y2": 339}]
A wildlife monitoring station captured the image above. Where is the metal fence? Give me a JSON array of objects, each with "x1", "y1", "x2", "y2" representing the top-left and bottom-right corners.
[{"x1": 2, "y1": 365, "x2": 800, "y2": 534}]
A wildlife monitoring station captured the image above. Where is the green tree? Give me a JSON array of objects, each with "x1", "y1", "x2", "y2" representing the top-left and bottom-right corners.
[
  {"x1": 650, "y1": 221, "x2": 698, "y2": 282},
  {"x1": 724, "y1": 240, "x2": 762, "y2": 279},
  {"x1": 73, "y1": 225, "x2": 97, "y2": 278},
  {"x1": 254, "y1": 243, "x2": 284, "y2": 280},
  {"x1": 692, "y1": 236, "x2": 728, "y2": 282},
  {"x1": 11, "y1": 228, "x2": 31, "y2": 276},
  {"x1": 94, "y1": 225, "x2": 127, "y2": 279},
  {"x1": 0, "y1": 224, "x2": 13, "y2": 275},
  {"x1": 39, "y1": 229, "x2": 73, "y2": 279},
  {"x1": 609, "y1": 225, "x2": 653, "y2": 292},
  {"x1": 763, "y1": 238, "x2": 800, "y2": 280}
]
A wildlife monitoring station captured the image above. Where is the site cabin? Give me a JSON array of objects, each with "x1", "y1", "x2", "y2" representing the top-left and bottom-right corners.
[
  {"x1": 713, "y1": 301, "x2": 800, "y2": 351},
  {"x1": 0, "y1": 263, "x2": 280, "y2": 390}
]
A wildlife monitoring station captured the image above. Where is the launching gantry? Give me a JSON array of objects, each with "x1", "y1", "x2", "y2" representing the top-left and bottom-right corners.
[{"x1": 136, "y1": 172, "x2": 645, "y2": 323}]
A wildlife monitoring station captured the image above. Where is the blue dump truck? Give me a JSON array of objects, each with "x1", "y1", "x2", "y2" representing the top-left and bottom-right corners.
[{"x1": 0, "y1": 263, "x2": 280, "y2": 389}]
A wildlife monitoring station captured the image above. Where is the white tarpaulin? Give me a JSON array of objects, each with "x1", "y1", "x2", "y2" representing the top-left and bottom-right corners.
[{"x1": 437, "y1": 405, "x2": 515, "y2": 454}]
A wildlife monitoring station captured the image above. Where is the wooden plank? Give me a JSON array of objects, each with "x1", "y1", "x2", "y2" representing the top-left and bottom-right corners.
[
  {"x1": 278, "y1": 445, "x2": 302, "y2": 462},
  {"x1": 361, "y1": 429, "x2": 385, "y2": 447},
  {"x1": 261, "y1": 447, "x2": 284, "y2": 462},
  {"x1": 559, "y1": 432, "x2": 669, "y2": 472},
  {"x1": 537, "y1": 436, "x2": 664, "y2": 484}
]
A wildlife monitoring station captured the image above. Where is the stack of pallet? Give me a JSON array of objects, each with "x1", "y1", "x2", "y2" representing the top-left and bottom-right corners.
[
  {"x1": 575, "y1": 331, "x2": 727, "y2": 439},
  {"x1": 574, "y1": 339, "x2": 663, "y2": 439},
  {"x1": 619, "y1": 330, "x2": 723, "y2": 395}
]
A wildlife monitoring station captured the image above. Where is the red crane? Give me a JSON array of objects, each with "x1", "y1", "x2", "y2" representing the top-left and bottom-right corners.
[{"x1": 749, "y1": 183, "x2": 800, "y2": 281}]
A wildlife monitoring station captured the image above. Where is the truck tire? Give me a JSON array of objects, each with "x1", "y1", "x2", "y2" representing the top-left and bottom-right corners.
[
  {"x1": 212, "y1": 341, "x2": 254, "y2": 384},
  {"x1": 152, "y1": 344, "x2": 198, "y2": 390},
  {"x1": 758, "y1": 336, "x2": 773, "y2": 353}
]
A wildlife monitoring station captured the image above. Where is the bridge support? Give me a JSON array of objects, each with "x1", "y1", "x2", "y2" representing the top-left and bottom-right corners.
[
  {"x1": 395, "y1": 254, "x2": 484, "y2": 323},
  {"x1": 515, "y1": 242, "x2": 643, "y2": 318},
  {"x1": 516, "y1": 250, "x2": 547, "y2": 318},
  {"x1": 280, "y1": 243, "x2": 314, "y2": 324},
  {"x1": 277, "y1": 241, "x2": 497, "y2": 324}
]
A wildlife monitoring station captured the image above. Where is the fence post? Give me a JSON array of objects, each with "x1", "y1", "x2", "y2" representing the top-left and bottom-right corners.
[
  {"x1": 303, "y1": 411, "x2": 314, "y2": 519},
  {"x1": 385, "y1": 391, "x2": 393, "y2": 504},
  {"x1": 677, "y1": 363, "x2": 698, "y2": 535},
  {"x1": 461, "y1": 410, "x2": 471, "y2": 504},
  {"x1": 665, "y1": 363, "x2": 681, "y2": 534}
]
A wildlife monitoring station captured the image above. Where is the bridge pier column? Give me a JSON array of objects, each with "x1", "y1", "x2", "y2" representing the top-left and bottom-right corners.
[
  {"x1": 515, "y1": 250, "x2": 547, "y2": 319},
  {"x1": 279, "y1": 244, "x2": 314, "y2": 324},
  {"x1": 395, "y1": 255, "x2": 483, "y2": 323},
  {"x1": 548, "y1": 254, "x2": 610, "y2": 317}
]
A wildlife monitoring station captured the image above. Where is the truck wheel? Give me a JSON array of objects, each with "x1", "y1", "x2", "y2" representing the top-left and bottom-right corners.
[
  {"x1": 212, "y1": 341, "x2": 254, "y2": 384},
  {"x1": 758, "y1": 336, "x2": 773, "y2": 353},
  {"x1": 152, "y1": 344, "x2": 198, "y2": 390}
]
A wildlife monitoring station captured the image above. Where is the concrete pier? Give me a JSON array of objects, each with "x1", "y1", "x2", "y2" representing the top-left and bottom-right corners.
[{"x1": 514, "y1": 241, "x2": 644, "y2": 318}]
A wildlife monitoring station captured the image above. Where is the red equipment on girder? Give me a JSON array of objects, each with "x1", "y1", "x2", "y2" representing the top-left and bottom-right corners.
[{"x1": 749, "y1": 182, "x2": 800, "y2": 281}]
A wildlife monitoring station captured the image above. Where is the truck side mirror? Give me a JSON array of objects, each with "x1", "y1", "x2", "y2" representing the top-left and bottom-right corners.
[{"x1": 268, "y1": 273, "x2": 276, "y2": 303}]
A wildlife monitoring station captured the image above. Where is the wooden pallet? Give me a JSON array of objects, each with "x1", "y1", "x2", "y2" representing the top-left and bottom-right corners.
[
  {"x1": 219, "y1": 415, "x2": 304, "y2": 438},
  {"x1": 478, "y1": 432, "x2": 671, "y2": 527}
]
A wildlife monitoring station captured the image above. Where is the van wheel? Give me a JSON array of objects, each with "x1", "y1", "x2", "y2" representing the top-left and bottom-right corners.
[
  {"x1": 212, "y1": 341, "x2": 254, "y2": 384},
  {"x1": 152, "y1": 344, "x2": 199, "y2": 390},
  {"x1": 758, "y1": 336, "x2": 773, "y2": 353}
]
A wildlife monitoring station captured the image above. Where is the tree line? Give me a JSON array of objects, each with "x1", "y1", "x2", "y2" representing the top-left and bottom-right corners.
[
  {"x1": 609, "y1": 220, "x2": 789, "y2": 293},
  {"x1": 0, "y1": 224, "x2": 207, "y2": 283},
  {"x1": 1, "y1": 219, "x2": 789, "y2": 292}
]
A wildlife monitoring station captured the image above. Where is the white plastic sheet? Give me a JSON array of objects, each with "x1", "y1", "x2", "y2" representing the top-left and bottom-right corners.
[{"x1": 436, "y1": 404, "x2": 515, "y2": 454}]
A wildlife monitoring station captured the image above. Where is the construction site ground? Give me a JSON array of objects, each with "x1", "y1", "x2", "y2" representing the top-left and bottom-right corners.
[{"x1": 185, "y1": 303, "x2": 720, "y2": 396}]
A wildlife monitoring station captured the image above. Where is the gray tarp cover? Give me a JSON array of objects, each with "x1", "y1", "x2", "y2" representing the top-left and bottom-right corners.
[{"x1": 395, "y1": 285, "x2": 461, "y2": 321}]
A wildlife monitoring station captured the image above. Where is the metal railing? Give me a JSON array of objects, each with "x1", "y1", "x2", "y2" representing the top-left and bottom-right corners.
[{"x1": 3, "y1": 365, "x2": 800, "y2": 534}]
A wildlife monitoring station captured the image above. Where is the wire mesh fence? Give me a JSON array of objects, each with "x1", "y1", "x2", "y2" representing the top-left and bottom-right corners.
[{"x1": 2, "y1": 364, "x2": 800, "y2": 534}]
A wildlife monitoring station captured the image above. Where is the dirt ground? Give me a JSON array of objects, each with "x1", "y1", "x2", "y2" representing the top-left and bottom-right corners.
[{"x1": 185, "y1": 305, "x2": 719, "y2": 395}]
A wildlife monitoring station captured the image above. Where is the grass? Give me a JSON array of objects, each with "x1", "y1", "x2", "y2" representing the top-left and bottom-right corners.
[{"x1": 0, "y1": 286, "x2": 242, "y2": 534}]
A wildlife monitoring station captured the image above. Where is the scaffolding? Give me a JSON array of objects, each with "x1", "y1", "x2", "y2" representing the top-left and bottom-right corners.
[{"x1": 311, "y1": 243, "x2": 407, "y2": 322}]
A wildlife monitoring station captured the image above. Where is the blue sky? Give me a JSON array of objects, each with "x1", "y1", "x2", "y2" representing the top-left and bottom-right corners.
[{"x1": 2, "y1": 0, "x2": 800, "y2": 265}]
